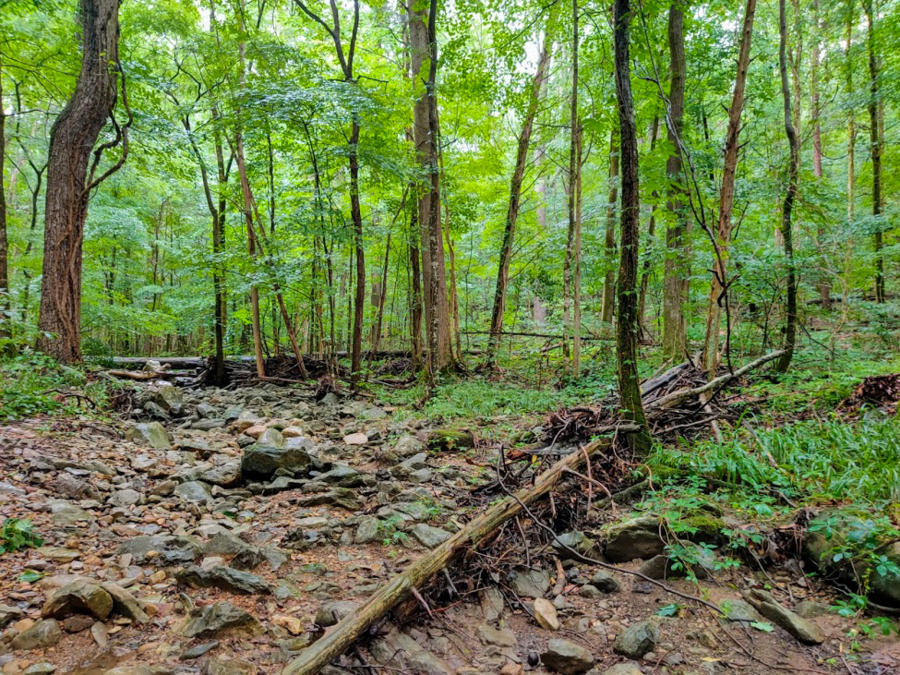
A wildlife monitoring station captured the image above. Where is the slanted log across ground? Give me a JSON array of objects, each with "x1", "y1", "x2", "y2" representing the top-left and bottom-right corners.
[{"x1": 282, "y1": 424, "x2": 639, "y2": 675}]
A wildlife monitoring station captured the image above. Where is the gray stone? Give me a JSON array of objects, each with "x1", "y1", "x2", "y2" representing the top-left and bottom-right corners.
[
  {"x1": 151, "y1": 385, "x2": 184, "y2": 415},
  {"x1": 600, "y1": 663, "x2": 643, "y2": 675},
  {"x1": 614, "y1": 619, "x2": 659, "y2": 658},
  {"x1": 180, "y1": 640, "x2": 219, "y2": 659},
  {"x1": 553, "y1": 531, "x2": 597, "y2": 560},
  {"x1": 722, "y1": 598, "x2": 762, "y2": 623},
  {"x1": 604, "y1": 515, "x2": 664, "y2": 562},
  {"x1": 509, "y1": 568, "x2": 551, "y2": 598},
  {"x1": 181, "y1": 602, "x2": 263, "y2": 638},
  {"x1": 295, "y1": 488, "x2": 360, "y2": 510},
  {"x1": 23, "y1": 663, "x2": 56, "y2": 675},
  {"x1": 193, "y1": 418, "x2": 226, "y2": 430},
  {"x1": 588, "y1": 570, "x2": 621, "y2": 593},
  {"x1": 284, "y1": 436, "x2": 315, "y2": 451},
  {"x1": 369, "y1": 628, "x2": 453, "y2": 674},
  {"x1": 533, "y1": 597, "x2": 560, "y2": 630},
  {"x1": 175, "y1": 480, "x2": 212, "y2": 503},
  {"x1": 480, "y1": 586, "x2": 505, "y2": 622},
  {"x1": 176, "y1": 565, "x2": 271, "y2": 594},
  {"x1": 355, "y1": 516, "x2": 381, "y2": 544},
  {"x1": 410, "y1": 523, "x2": 451, "y2": 549},
  {"x1": 316, "y1": 464, "x2": 369, "y2": 487},
  {"x1": 258, "y1": 427, "x2": 284, "y2": 448},
  {"x1": 196, "y1": 402, "x2": 217, "y2": 418},
  {"x1": 393, "y1": 434, "x2": 426, "y2": 458},
  {"x1": 743, "y1": 589, "x2": 825, "y2": 644},
  {"x1": 541, "y1": 638, "x2": 595, "y2": 674},
  {"x1": 0, "y1": 604, "x2": 24, "y2": 628},
  {"x1": 476, "y1": 622, "x2": 517, "y2": 647},
  {"x1": 49, "y1": 499, "x2": 95, "y2": 526},
  {"x1": 201, "y1": 460, "x2": 242, "y2": 487},
  {"x1": 127, "y1": 422, "x2": 171, "y2": 450},
  {"x1": 118, "y1": 534, "x2": 202, "y2": 565},
  {"x1": 11, "y1": 619, "x2": 62, "y2": 650},
  {"x1": 241, "y1": 444, "x2": 311, "y2": 480},
  {"x1": 315, "y1": 600, "x2": 358, "y2": 627},
  {"x1": 100, "y1": 581, "x2": 150, "y2": 622},
  {"x1": 42, "y1": 579, "x2": 113, "y2": 620},
  {"x1": 109, "y1": 488, "x2": 142, "y2": 507}
]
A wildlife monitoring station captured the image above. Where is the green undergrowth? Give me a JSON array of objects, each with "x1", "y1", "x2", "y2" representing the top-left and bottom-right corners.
[{"x1": 0, "y1": 351, "x2": 117, "y2": 421}]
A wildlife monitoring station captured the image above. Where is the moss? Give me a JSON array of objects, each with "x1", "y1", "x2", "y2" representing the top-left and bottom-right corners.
[{"x1": 675, "y1": 513, "x2": 727, "y2": 546}]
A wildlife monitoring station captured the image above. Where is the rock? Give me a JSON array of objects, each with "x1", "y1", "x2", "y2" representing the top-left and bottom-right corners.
[
  {"x1": 196, "y1": 402, "x2": 217, "y2": 418},
  {"x1": 258, "y1": 427, "x2": 284, "y2": 447},
  {"x1": 476, "y1": 623, "x2": 517, "y2": 647},
  {"x1": 118, "y1": 534, "x2": 202, "y2": 565},
  {"x1": 61, "y1": 614, "x2": 94, "y2": 632},
  {"x1": 42, "y1": 579, "x2": 113, "y2": 620},
  {"x1": 509, "y1": 568, "x2": 551, "y2": 598},
  {"x1": 176, "y1": 565, "x2": 271, "y2": 594},
  {"x1": 369, "y1": 627, "x2": 454, "y2": 674},
  {"x1": 315, "y1": 601, "x2": 358, "y2": 627},
  {"x1": 151, "y1": 385, "x2": 184, "y2": 415},
  {"x1": 200, "y1": 459, "x2": 242, "y2": 487},
  {"x1": 588, "y1": 570, "x2": 621, "y2": 593},
  {"x1": 205, "y1": 658, "x2": 258, "y2": 674},
  {"x1": 193, "y1": 418, "x2": 226, "y2": 431},
  {"x1": 343, "y1": 432, "x2": 368, "y2": 446},
  {"x1": 101, "y1": 581, "x2": 150, "y2": 622},
  {"x1": 36, "y1": 546, "x2": 80, "y2": 562},
  {"x1": 613, "y1": 619, "x2": 659, "y2": 658},
  {"x1": 553, "y1": 531, "x2": 597, "y2": 560},
  {"x1": 316, "y1": 464, "x2": 369, "y2": 487},
  {"x1": 426, "y1": 429, "x2": 475, "y2": 451},
  {"x1": 600, "y1": 663, "x2": 643, "y2": 675},
  {"x1": 181, "y1": 602, "x2": 263, "y2": 638},
  {"x1": 91, "y1": 621, "x2": 108, "y2": 647},
  {"x1": 127, "y1": 422, "x2": 171, "y2": 450},
  {"x1": 480, "y1": 586, "x2": 505, "y2": 622},
  {"x1": 533, "y1": 597, "x2": 560, "y2": 630},
  {"x1": 541, "y1": 638, "x2": 595, "y2": 674},
  {"x1": 282, "y1": 426, "x2": 305, "y2": 438},
  {"x1": 241, "y1": 444, "x2": 311, "y2": 480},
  {"x1": 181, "y1": 640, "x2": 219, "y2": 659},
  {"x1": 0, "y1": 604, "x2": 24, "y2": 628},
  {"x1": 174, "y1": 480, "x2": 212, "y2": 503},
  {"x1": 393, "y1": 434, "x2": 426, "y2": 458},
  {"x1": 410, "y1": 523, "x2": 451, "y2": 548},
  {"x1": 109, "y1": 488, "x2": 142, "y2": 507},
  {"x1": 294, "y1": 488, "x2": 360, "y2": 510},
  {"x1": 743, "y1": 589, "x2": 825, "y2": 644},
  {"x1": 11, "y1": 618, "x2": 62, "y2": 650},
  {"x1": 795, "y1": 600, "x2": 830, "y2": 618},
  {"x1": 23, "y1": 663, "x2": 56, "y2": 674},
  {"x1": 722, "y1": 598, "x2": 762, "y2": 623},
  {"x1": 604, "y1": 515, "x2": 664, "y2": 562},
  {"x1": 49, "y1": 499, "x2": 95, "y2": 526},
  {"x1": 355, "y1": 517, "x2": 381, "y2": 544},
  {"x1": 272, "y1": 614, "x2": 304, "y2": 635}
]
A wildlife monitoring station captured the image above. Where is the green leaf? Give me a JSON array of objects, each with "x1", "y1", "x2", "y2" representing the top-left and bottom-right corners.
[
  {"x1": 656, "y1": 603, "x2": 681, "y2": 617},
  {"x1": 19, "y1": 569, "x2": 43, "y2": 583},
  {"x1": 750, "y1": 621, "x2": 775, "y2": 633}
]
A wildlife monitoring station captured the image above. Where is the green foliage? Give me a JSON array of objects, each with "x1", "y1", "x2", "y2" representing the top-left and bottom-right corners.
[{"x1": 0, "y1": 518, "x2": 43, "y2": 554}]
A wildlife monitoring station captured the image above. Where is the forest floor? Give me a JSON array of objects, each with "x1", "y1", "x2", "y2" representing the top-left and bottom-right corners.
[{"x1": 0, "y1": 350, "x2": 899, "y2": 675}]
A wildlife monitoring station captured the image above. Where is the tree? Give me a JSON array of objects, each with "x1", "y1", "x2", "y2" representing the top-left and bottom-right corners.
[
  {"x1": 774, "y1": 0, "x2": 799, "y2": 373},
  {"x1": 564, "y1": 0, "x2": 581, "y2": 373},
  {"x1": 863, "y1": 0, "x2": 885, "y2": 303},
  {"x1": 613, "y1": 0, "x2": 650, "y2": 448},
  {"x1": 486, "y1": 28, "x2": 551, "y2": 368},
  {"x1": 37, "y1": 0, "x2": 125, "y2": 363},
  {"x1": 700, "y1": 0, "x2": 757, "y2": 374},
  {"x1": 0, "y1": 55, "x2": 8, "y2": 340},
  {"x1": 661, "y1": 0, "x2": 687, "y2": 359}
]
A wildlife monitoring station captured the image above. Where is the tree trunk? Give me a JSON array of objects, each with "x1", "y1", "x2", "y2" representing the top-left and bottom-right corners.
[
  {"x1": 0, "y1": 56, "x2": 8, "y2": 340},
  {"x1": 775, "y1": 0, "x2": 799, "y2": 374},
  {"x1": 661, "y1": 1, "x2": 687, "y2": 359},
  {"x1": 37, "y1": 0, "x2": 120, "y2": 363},
  {"x1": 212, "y1": 106, "x2": 228, "y2": 385},
  {"x1": 864, "y1": 0, "x2": 884, "y2": 303},
  {"x1": 349, "y1": 120, "x2": 365, "y2": 379},
  {"x1": 843, "y1": 0, "x2": 856, "y2": 311},
  {"x1": 601, "y1": 129, "x2": 618, "y2": 324},
  {"x1": 486, "y1": 31, "x2": 551, "y2": 367},
  {"x1": 810, "y1": 0, "x2": 831, "y2": 310},
  {"x1": 613, "y1": 0, "x2": 650, "y2": 449},
  {"x1": 638, "y1": 114, "x2": 660, "y2": 330},
  {"x1": 700, "y1": 0, "x2": 757, "y2": 374}
]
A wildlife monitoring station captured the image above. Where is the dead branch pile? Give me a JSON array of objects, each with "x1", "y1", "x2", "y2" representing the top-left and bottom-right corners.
[{"x1": 840, "y1": 373, "x2": 900, "y2": 414}]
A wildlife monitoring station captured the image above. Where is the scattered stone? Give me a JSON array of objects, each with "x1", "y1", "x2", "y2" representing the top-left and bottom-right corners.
[
  {"x1": 509, "y1": 568, "x2": 551, "y2": 598},
  {"x1": 151, "y1": 385, "x2": 184, "y2": 415},
  {"x1": 604, "y1": 515, "x2": 664, "y2": 562},
  {"x1": 426, "y1": 429, "x2": 475, "y2": 451},
  {"x1": 369, "y1": 627, "x2": 454, "y2": 674},
  {"x1": 61, "y1": 614, "x2": 95, "y2": 632},
  {"x1": 392, "y1": 434, "x2": 426, "y2": 458},
  {"x1": 294, "y1": 488, "x2": 360, "y2": 510},
  {"x1": 744, "y1": 589, "x2": 825, "y2": 644},
  {"x1": 258, "y1": 427, "x2": 284, "y2": 447},
  {"x1": 241, "y1": 444, "x2": 311, "y2": 480},
  {"x1": 205, "y1": 658, "x2": 258, "y2": 674},
  {"x1": 127, "y1": 422, "x2": 171, "y2": 450},
  {"x1": 11, "y1": 618, "x2": 62, "y2": 650},
  {"x1": 355, "y1": 516, "x2": 381, "y2": 544},
  {"x1": 588, "y1": 570, "x2": 621, "y2": 593},
  {"x1": 722, "y1": 598, "x2": 762, "y2": 623},
  {"x1": 181, "y1": 641, "x2": 219, "y2": 660},
  {"x1": 23, "y1": 663, "x2": 56, "y2": 674},
  {"x1": 541, "y1": 638, "x2": 595, "y2": 674},
  {"x1": 533, "y1": 597, "x2": 560, "y2": 630},
  {"x1": 795, "y1": 600, "x2": 830, "y2": 618},
  {"x1": 91, "y1": 620, "x2": 109, "y2": 647},
  {"x1": 600, "y1": 663, "x2": 643, "y2": 675},
  {"x1": 49, "y1": 500, "x2": 95, "y2": 526},
  {"x1": 118, "y1": 534, "x2": 202, "y2": 565},
  {"x1": 553, "y1": 531, "x2": 597, "y2": 560},
  {"x1": 315, "y1": 601, "x2": 358, "y2": 627},
  {"x1": 36, "y1": 546, "x2": 80, "y2": 562},
  {"x1": 174, "y1": 480, "x2": 212, "y2": 503},
  {"x1": 181, "y1": 602, "x2": 263, "y2": 638},
  {"x1": 176, "y1": 565, "x2": 271, "y2": 594},
  {"x1": 0, "y1": 604, "x2": 24, "y2": 628},
  {"x1": 201, "y1": 460, "x2": 242, "y2": 487},
  {"x1": 109, "y1": 488, "x2": 142, "y2": 507},
  {"x1": 101, "y1": 581, "x2": 150, "y2": 622},
  {"x1": 343, "y1": 432, "x2": 368, "y2": 446},
  {"x1": 613, "y1": 619, "x2": 659, "y2": 658},
  {"x1": 476, "y1": 623, "x2": 517, "y2": 647},
  {"x1": 410, "y1": 523, "x2": 451, "y2": 549},
  {"x1": 42, "y1": 579, "x2": 113, "y2": 620},
  {"x1": 480, "y1": 586, "x2": 505, "y2": 622},
  {"x1": 273, "y1": 614, "x2": 304, "y2": 635}
]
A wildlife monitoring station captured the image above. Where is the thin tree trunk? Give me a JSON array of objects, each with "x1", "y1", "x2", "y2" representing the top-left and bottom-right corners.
[
  {"x1": 613, "y1": 0, "x2": 650, "y2": 449},
  {"x1": 843, "y1": 0, "x2": 856, "y2": 312},
  {"x1": 37, "y1": 0, "x2": 121, "y2": 363},
  {"x1": 567, "y1": 0, "x2": 580, "y2": 374},
  {"x1": 371, "y1": 232, "x2": 391, "y2": 353},
  {"x1": 810, "y1": 0, "x2": 830, "y2": 310},
  {"x1": 486, "y1": 31, "x2": 551, "y2": 367},
  {"x1": 212, "y1": 106, "x2": 227, "y2": 385},
  {"x1": 775, "y1": 0, "x2": 799, "y2": 373},
  {"x1": 572, "y1": 124, "x2": 583, "y2": 376},
  {"x1": 661, "y1": 1, "x2": 688, "y2": 359},
  {"x1": 864, "y1": 0, "x2": 884, "y2": 303},
  {"x1": 349, "y1": 120, "x2": 365, "y2": 379},
  {"x1": 700, "y1": 0, "x2": 757, "y2": 374},
  {"x1": 0, "y1": 57, "x2": 8, "y2": 339},
  {"x1": 638, "y1": 114, "x2": 660, "y2": 330},
  {"x1": 601, "y1": 129, "x2": 618, "y2": 324}
]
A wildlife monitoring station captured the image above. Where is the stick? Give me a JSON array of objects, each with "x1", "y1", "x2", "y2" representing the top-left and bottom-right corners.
[{"x1": 281, "y1": 424, "x2": 639, "y2": 675}]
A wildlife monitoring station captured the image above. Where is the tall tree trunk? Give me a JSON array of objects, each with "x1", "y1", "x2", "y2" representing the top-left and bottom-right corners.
[
  {"x1": 212, "y1": 106, "x2": 228, "y2": 385},
  {"x1": 572, "y1": 125, "x2": 583, "y2": 376},
  {"x1": 409, "y1": 0, "x2": 453, "y2": 379},
  {"x1": 37, "y1": 0, "x2": 120, "y2": 363},
  {"x1": 843, "y1": 0, "x2": 856, "y2": 311},
  {"x1": 567, "y1": 0, "x2": 581, "y2": 374},
  {"x1": 601, "y1": 129, "x2": 618, "y2": 324},
  {"x1": 864, "y1": 0, "x2": 884, "y2": 303},
  {"x1": 700, "y1": 0, "x2": 757, "y2": 373},
  {"x1": 349, "y1": 120, "x2": 365, "y2": 379},
  {"x1": 486, "y1": 31, "x2": 551, "y2": 367},
  {"x1": 0, "y1": 56, "x2": 8, "y2": 340},
  {"x1": 613, "y1": 0, "x2": 650, "y2": 448},
  {"x1": 810, "y1": 0, "x2": 830, "y2": 309},
  {"x1": 638, "y1": 114, "x2": 660, "y2": 330},
  {"x1": 661, "y1": 1, "x2": 687, "y2": 359},
  {"x1": 775, "y1": 0, "x2": 799, "y2": 373}
]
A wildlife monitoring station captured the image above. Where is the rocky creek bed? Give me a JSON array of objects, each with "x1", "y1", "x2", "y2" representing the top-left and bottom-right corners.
[{"x1": 0, "y1": 380, "x2": 898, "y2": 674}]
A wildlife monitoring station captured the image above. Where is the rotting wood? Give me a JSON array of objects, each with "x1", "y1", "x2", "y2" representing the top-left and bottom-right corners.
[{"x1": 281, "y1": 423, "x2": 639, "y2": 675}]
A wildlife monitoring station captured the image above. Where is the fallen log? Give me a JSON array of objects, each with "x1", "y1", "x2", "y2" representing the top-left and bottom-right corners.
[{"x1": 281, "y1": 423, "x2": 639, "y2": 675}]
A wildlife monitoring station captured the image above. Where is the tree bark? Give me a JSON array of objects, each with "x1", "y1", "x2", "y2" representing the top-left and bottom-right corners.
[
  {"x1": 601, "y1": 129, "x2": 618, "y2": 324},
  {"x1": 486, "y1": 31, "x2": 551, "y2": 367},
  {"x1": 700, "y1": 0, "x2": 757, "y2": 374},
  {"x1": 349, "y1": 120, "x2": 365, "y2": 378},
  {"x1": 567, "y1": 0, "x2": 581, "y2": 373},
  {"x1": 810, "y1": 0, "x2": 830, "y2": 310},
  {"x1": 775, "y1": 0, "x2": 799, "y2": 373},
  {"x1": 37, "y1": 0, "x2": 120, "y2": 362},
  {"x1": 638, "y1": 114, "x2": 660, "y2": 331},
  {"x1": 661, "y1": 1, "x2": 687, "y2": 359},
  {"x1": 613, "y1": 0, "x2": 651, "y2": 449},
  {"x1": 843, "y1": 0, "x2": 856, "y2": 311},
  {"x1": 0, "y1": 56, "x2": 8, "y2": 339},
  {"x1": 863, "y1": 0, "x2": 884, "y2": 303}
]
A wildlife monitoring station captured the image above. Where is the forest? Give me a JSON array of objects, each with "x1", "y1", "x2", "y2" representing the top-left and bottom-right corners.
[{"x1": 0, "y1": 0, "x2": 899, "y2": 673}]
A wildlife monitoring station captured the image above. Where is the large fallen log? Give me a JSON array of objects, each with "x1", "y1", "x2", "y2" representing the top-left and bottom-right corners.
[{"x1": 281, "y1": 423, "x2": 639, "y2": 675}]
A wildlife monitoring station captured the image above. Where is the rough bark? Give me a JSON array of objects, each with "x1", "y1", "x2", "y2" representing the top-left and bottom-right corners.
[
  {"x1": 700, "y1": 0, "x2": 757, "y2": 373},
  {"x1": 0, "y1": 56, "x2": 8, "y2": 339},
  {"x1": 844, "y1": 0, "x2": 856, "y2": 310},
  {"x1": 349, "y1": 120, "x2": 365, "y2": 378},
  {"x1": 613, "y1": 0, "x2": 651, "y2": 449},
  {"x1": 37, "y1": 0, "x2": 120, "y2": 362},
  {"x1": 567, "y1": 0, "x2": 581, "y2": 373},
  {"x1": 810, "y1": 0, "x2": 830, "y2": 309},
  {"x1": 486, "y1": 32, "x2": 551, "y2": 367},
  {"x1": 638, "y1": 115, "x2": 660, "y2": 330},
  {"x1": 775, "y1": 0, "x2": 799, "y2": 373},
  {"x1": 864, "y1": 0, "x2": 884, "y2": 303},
  {"x1": 661, "y1": 1, "x2": 688, "y2": 359},
  {"x1": 601, "y1": 129, "x2": 618, "y2": 324}
]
